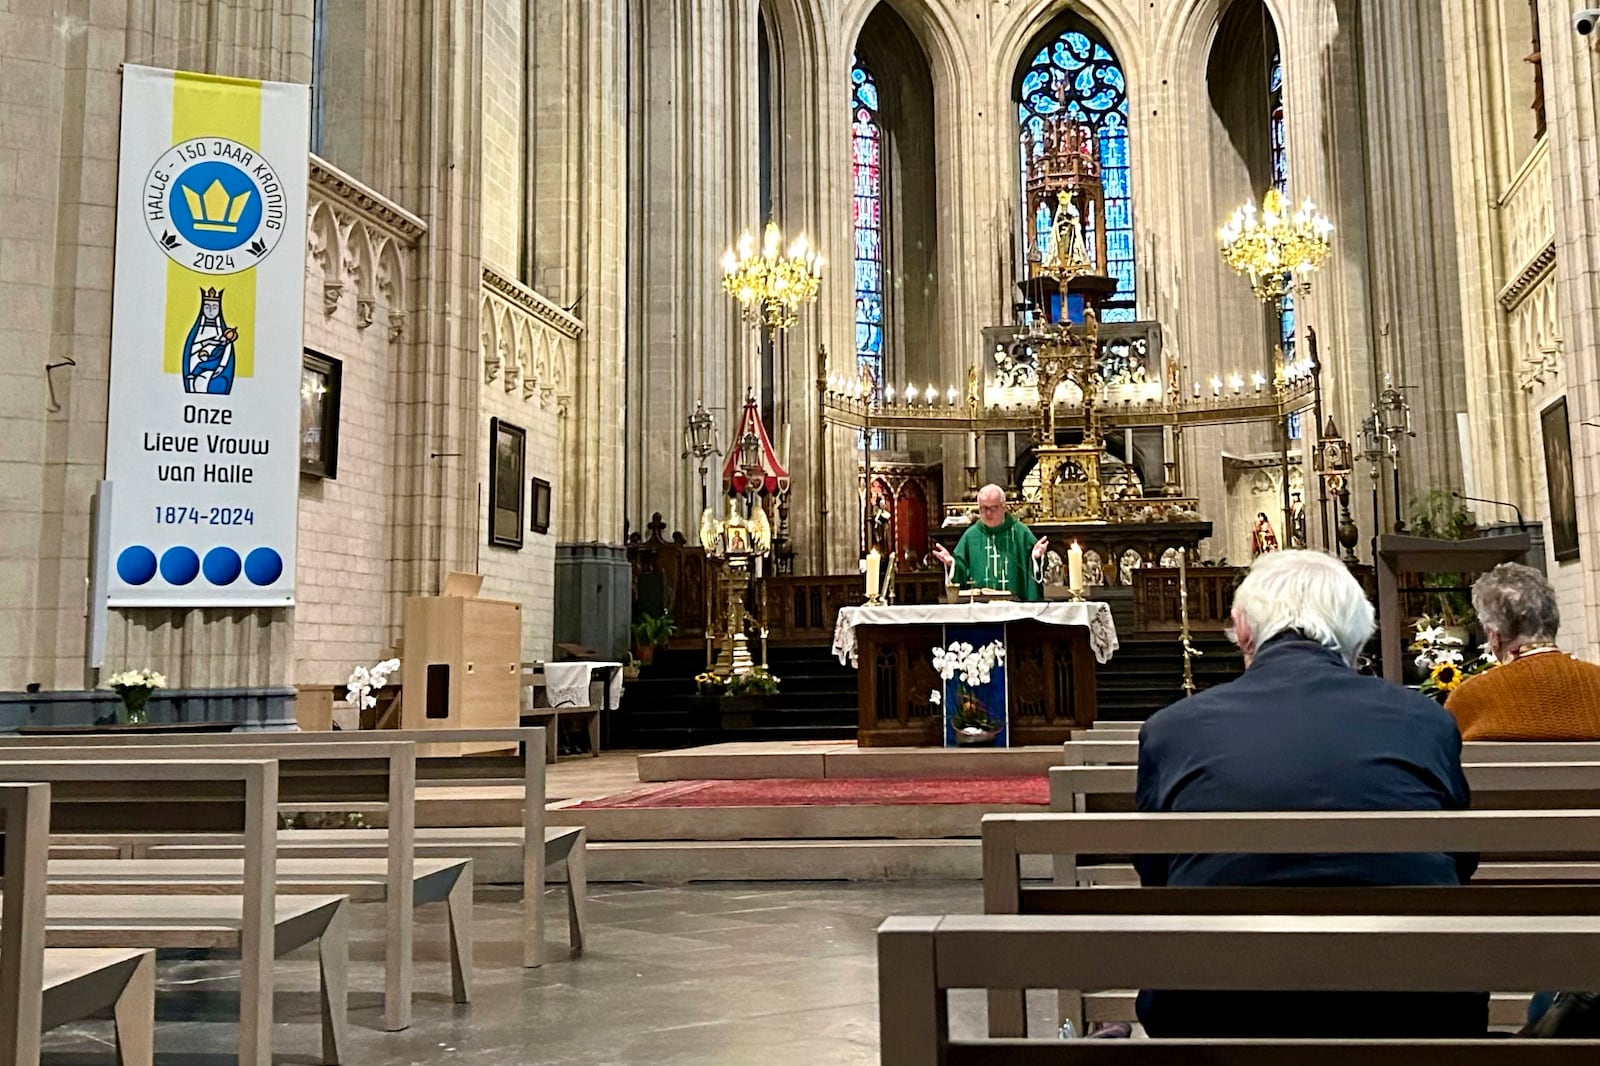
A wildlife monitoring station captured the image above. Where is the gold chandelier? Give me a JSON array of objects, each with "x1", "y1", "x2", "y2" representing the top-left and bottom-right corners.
[
  {"x1": 1218, "y1": 188, "x2": 1334, "y2": 303},
  {"x1": 721, "y1": 222, "x2": 824, "y2": 331}
]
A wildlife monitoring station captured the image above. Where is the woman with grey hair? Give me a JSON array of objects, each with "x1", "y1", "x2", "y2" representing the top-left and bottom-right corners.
[{"x1": 1446, "y1": 562, "x2": 1600, "y2": 740}]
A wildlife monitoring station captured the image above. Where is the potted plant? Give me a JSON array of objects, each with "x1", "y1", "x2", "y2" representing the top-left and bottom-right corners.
[
  {"x1": 726, "y1": 666, "x2": 780, "y2": 698},
  {"x1": 628, "y1": 612, "x2": 675, "y2": 667},
  {"x1": 720, "y1": 666, "x2": 780, "y2": 729},
  {"x1": 1407, "y1": 490, "x2": 1478, "y2": 631},
  {"x1": 694, "y1": 670, "x2": 726, "y2": 696},
  {"x1": 929, "y1": 639, "x2": 1006, "y2": 746},
  {"x1": 105, "y1": 668, "x2": 168, "y2": 725}
]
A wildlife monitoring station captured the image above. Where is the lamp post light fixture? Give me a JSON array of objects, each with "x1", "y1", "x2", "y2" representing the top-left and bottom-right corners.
[{"x1": 683, "y1": 400, "x2": 722, "y2": 514}]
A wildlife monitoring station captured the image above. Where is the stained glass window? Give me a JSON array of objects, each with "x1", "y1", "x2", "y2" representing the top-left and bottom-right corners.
[
  {"x1": 1269, "y1": 51, "x2": 1300, "y2": 441},
  {"x1": 1019, "y1": 29, "x2": 1136, "y2": 321},
  {"x1": 852, "y1": 59, "x2": 885, "y2": 393}
]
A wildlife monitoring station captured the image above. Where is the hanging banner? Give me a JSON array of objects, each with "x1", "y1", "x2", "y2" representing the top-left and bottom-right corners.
[{"x1": 105, "y1": 65, "x2": 308, "y2": 607}]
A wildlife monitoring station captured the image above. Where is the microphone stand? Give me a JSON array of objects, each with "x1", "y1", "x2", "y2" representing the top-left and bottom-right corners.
[{"x1": 1451, "y1": 492, "x2": 1527, "y2": 531}]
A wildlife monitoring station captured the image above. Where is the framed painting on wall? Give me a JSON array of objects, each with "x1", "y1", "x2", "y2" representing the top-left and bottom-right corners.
[
  {"x1": 530, "y1": 477, "x2": 552, "y2": 535},
  {"x1": 489, "y1": 417, "x2": 525, "y2": 549},
  {"x1": 1542, "y1": 397, "x2": 1579, "y2": 562}
]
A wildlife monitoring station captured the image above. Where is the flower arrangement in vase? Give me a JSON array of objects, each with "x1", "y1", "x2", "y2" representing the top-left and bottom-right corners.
[
  {"x1": 1410, "y1": 617, "x2": 1494, "y2": 703},
  {"x1": 929, "y1": 639, "x2": 1005, "y2": 744},
  {"x1": 105, "y1": 669, "x2": 168, "y2": 725}
]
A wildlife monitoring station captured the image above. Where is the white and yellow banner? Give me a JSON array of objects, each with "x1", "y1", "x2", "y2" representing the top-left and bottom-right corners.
[{"x1": 106, "y1": 65, "x2": 308, "y2": 607}]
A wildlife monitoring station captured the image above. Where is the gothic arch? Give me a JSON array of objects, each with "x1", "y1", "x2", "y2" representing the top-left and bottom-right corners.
[{"x1": 1155, "y1": 0, "x2": 1291, "y2": 88}]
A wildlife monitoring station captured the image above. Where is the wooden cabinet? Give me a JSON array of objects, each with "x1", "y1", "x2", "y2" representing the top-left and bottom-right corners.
[{"x1": 401, "y1": 594, "x2": 522, "y2": 755}]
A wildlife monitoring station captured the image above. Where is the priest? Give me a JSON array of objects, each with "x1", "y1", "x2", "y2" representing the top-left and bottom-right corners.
[{"x1": 931, "y1": 484, "x2": 1049, "y2": 601}]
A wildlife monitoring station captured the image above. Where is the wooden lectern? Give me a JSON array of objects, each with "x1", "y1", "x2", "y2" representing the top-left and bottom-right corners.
[
  {"x1": 1375, "y1": 532, "x2": 1532, "y2": 684},
  {"x1": 401, "y1": 571, "x2": 522, "y2": 754}
]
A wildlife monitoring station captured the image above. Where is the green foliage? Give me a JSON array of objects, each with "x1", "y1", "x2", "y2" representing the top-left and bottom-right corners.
[
  {"x1": 727, "y1": 667, "x2": 781, "y2": 697},
  {"x1": 952, "y1": 690, "x2": 999, "y2": 732},
  {"x1": 629, "y1": 612, "x2": 676, "y2": 648},
  {"x1": 1408, "y1": 489, "x2": 1476, "y2": 541}
]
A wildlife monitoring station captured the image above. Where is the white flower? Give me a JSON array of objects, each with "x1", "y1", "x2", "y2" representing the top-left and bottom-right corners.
[
  {"x1": 106, "y1": 668, "x2": 166, "y2": 691},
  {"x1": 928, "y1": 689, "x2": 942, "y2": 706},
  {"x1": 1437, "y1": 648, "x2": 1464, "y2": 665},
  {"x1": 1414, "y1": 652, "x2": 1434, "y2": 671},
  {"x1": 1414, "y1": 624, "x2": 1445, "y2": 645}
]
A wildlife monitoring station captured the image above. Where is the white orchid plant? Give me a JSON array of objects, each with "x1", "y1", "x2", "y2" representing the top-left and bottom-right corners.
[
  {"x1": 1409, "y1": 617, "x2": 1495, "y2": 702},
  {"x1": 928, "y1": 639, "x2": 1005, "y2": 733},
  {"x1": 346, "y1": 658, "x2": 401, "y2": 711}
]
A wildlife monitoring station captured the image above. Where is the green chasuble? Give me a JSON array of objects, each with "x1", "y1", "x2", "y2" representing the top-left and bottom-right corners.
[{"x1": 950, "y1": 514, "x2": 1042, "y2": 601}]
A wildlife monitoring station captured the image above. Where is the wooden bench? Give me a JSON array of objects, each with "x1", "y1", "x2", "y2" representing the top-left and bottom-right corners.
[
  {"x1": 0, "y1": 760, "x2": 345, "y2": 1066},
  {"x1": 1, "y1": 781, "x2": 156, "y2": 1066},
  {"x1": 0, "y1": 739, "x2": 445, "y2": 1032},
  {"x1": 878, "y1": 913, "x2": 1600, "y2": 1064},
  {"x1": 0, "y1": 727, "x2": 583, "y2": 966},
  {"x1": 983, "y1": 808, "x2": 1600, "y2": 1037},
  {"x1": 522, "y1": 663, "x2": 611, "y2": 760}
]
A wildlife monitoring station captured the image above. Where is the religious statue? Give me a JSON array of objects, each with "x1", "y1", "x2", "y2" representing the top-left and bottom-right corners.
[
  {"x1": 1288, "y1": 492, "x2": 1307, "y2": 549},
  {"x1": 1252, "y1": 512, "x2": 1280, "y2": 558},
  {"x1": 930, "y1": 484, "x2": 1049, "y2": 601},
  {"x1": 868, "y1": 492, "x2": 893, "y2": 555}
]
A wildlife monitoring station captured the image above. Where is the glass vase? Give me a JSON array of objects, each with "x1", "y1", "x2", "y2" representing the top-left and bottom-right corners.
[{"x1": 119, "y1": 686, "x2": 152, "y2": 726}]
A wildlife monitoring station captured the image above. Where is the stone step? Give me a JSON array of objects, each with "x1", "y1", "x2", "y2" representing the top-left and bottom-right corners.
[
  {"x1": 548, "y1": 801, "x2": 1041, "y2": 842},
  {"x1": 557, "y1": 838, "x2": 1055, "y2": 883}
]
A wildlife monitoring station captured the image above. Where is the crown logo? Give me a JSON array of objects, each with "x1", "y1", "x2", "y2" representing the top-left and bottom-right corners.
[
  {"x1": 182, "y1": 179, "x2": 252, "y2": 233},
  {"x1": 199, "y1": 286, "x2": 224, "y2": 300}
]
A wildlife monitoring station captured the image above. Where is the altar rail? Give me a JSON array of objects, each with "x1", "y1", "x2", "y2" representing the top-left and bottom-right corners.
[{"x1": 1131, "y1": 567, "x2": 1243, "y2": 633}]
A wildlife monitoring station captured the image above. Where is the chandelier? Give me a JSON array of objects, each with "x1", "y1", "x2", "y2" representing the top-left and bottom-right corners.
[
  {"x1": 1218, "y1": 188, "x2": 1334, "y2": 303},
  {"x1": 721, "y1": 222, "x2": 824, "y2": 331}
]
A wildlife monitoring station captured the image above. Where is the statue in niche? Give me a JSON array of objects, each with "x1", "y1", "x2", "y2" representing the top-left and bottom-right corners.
[
  {"x1": 1252, "y1": 512, "x2": 1281, "y2": 558},
  {"x1": 1288, "y1": 492, "x2": 1307, "y2": 549}
]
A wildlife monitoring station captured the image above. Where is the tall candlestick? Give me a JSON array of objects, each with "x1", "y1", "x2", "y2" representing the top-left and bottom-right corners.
[{"x1": 1068, "y1": 541, "x2": 1085, "y2": 595}]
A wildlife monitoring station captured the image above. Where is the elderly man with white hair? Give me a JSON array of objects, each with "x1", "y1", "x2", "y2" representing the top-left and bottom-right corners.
[
  {"x1": 930, "y1": 484, "x2": 1049, "y2": 600},
  {"x1": 1133, "y1": 550, "x2": 1484, "y2": 1039}
]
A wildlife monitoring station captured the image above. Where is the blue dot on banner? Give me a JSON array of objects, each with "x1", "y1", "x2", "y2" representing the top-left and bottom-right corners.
[
  {"x1": 244, "y1": 548, "x2": 283, "y2": 586},
  {"x1": 160, "y1": 546, "x2": 201, "y2": 586},
  {"x1": 117, "y1": 546, "x2": 158, "y2": 585},
  {"x1": 203, "y1": 547, "x2": 242, "y2": 586}
]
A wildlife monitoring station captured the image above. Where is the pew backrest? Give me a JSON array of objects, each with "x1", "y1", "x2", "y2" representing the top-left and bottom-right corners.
[
  {"x1": 0, "y1": 782, "x2": 49, "y2": 1066},
  {"x1": 878, "y1": 913, "x2": 1600, "y2": 1065},
  {"x1": 1059, "y1": 737, "x2": 1600, "y2": 768}
]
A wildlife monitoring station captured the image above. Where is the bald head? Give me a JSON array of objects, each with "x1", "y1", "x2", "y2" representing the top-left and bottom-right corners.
[{"x1": 977, "y1": 484, "x2": 1007, "y2": 528}]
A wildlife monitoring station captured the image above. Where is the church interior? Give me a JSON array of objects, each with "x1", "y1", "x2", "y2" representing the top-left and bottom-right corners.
[{"x1": 10, "y1": 0, "x2": 1600, "y2": 1061}]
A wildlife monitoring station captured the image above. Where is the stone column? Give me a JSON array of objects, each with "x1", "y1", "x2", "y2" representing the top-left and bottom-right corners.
[
  {"x1": 1356, "y1": 0, "x2": 1468, "y2": 517},
  {"x1": 1536, "y1": 0, "x2": 1600, "y2": 657},
  {"x1": 1438, "y1": 0, "x2": 1536, "y2": 512},
  {"x1": 533, "y1": 0, "x2": 631, "y2": 656}
]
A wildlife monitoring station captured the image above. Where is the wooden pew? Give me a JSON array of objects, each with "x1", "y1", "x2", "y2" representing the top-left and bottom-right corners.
[
  {"x1": 878, "y1": 913, "x2": 1600, "y2": 1065},
  {"x1": 0, "y1": 740, "x2": 447, "y2": 1032},
  {"x1": 1, "y1": 781, "x2": 157, "y2": 1066},
  {"x1": 0, "y1": 760, "x2": 345, "y2": 1066},
  {"x1": 0, "y1": 727, "x2": 582, "y2": 966},
  {"x1": 982, "y1": 809, "x2": 1600, "y2": 1037}
]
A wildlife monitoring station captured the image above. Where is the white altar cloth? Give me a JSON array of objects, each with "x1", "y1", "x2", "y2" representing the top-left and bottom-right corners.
[{"x1": 831, "y1": 601, "x2": 1119, "y2": 668}]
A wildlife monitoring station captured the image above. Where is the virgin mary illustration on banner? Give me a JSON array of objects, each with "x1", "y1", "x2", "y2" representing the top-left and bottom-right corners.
[{"x1": 183, "y1": 286, "x2": 240, "y2": 395}]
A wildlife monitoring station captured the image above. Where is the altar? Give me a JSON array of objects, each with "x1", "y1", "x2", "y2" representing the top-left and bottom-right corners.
[{"x1": 832, "y1": 601, "x2": 1118, "y2": 747}]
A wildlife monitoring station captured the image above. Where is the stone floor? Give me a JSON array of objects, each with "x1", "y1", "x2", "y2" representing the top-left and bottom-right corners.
[{"x1": 41, "y1": 880, "x2": 1048, "y2": 1065}]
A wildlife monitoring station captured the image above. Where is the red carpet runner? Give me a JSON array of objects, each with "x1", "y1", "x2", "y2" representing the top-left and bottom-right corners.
[{"x1": 568, "y1": 775, "x2": 1049, "y2": 809}]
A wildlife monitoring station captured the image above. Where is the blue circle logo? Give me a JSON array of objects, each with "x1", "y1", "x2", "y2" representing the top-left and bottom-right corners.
[
  {"x1": 169, "y1": 161, "x2": 264, "y2": 252},
  {"x1": 117, "y1": 546, "x2": 158, "y2": 586},
  {"x1": 244, "y1": 548, "x2": 283, "y2": 586},
  {"x1": 203, "y1": 547, "x2": 243, "y2": 586},
  {"x1": 143, "y1": 138, "x2": 285, "y2": 274},
  {"x1": 160, "y1": 546, "x2": 201, "y2": 586}
]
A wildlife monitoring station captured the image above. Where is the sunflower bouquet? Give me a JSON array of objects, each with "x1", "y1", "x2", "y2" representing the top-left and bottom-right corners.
[{"x1": 1410, "y1": 617, "x2": 1495, "y2": 703}]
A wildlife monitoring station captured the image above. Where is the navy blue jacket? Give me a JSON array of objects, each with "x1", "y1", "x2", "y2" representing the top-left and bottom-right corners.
[
  {"x1": 1133, "y1": 633, "x2": 1484, "y2": 1038},
  {"x1": 1135, "y1": 633, "x2": 1474, "y2": 888}
]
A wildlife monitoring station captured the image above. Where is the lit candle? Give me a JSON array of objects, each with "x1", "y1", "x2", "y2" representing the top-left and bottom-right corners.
[
  {"x1": 1193, "y1": 382, "x2": 1201, "y2": 400},
  {"x1": 885, "y1": 384, "x2": 896, "y2": 403},
  {"x1": 865, "y1": 549, "x2": 882, "y2": 601},
  {"x1": 1230, "y1": 374, "x2": 1243, "y2": 394},
  {"x1": 1068, "y1": 541, "x2": 1085, "y2": 595},
  {"x1": 1252, "y1": 372, "x2": 1266, "y2": 393},
  {"x1": 1210, "y1": 376, "x2": 1222, "y2": 397},
  {"x1": 947, "y1": 386, "x2": 958, "y2": 406},
  {"x1": 926, "y1": 383, "x2": 936, "y2": 408}
]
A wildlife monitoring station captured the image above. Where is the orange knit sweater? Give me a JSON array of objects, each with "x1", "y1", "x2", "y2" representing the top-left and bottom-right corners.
[{"x1": 1445, "y1": 651, "x2": 1600, "y2": 741}]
